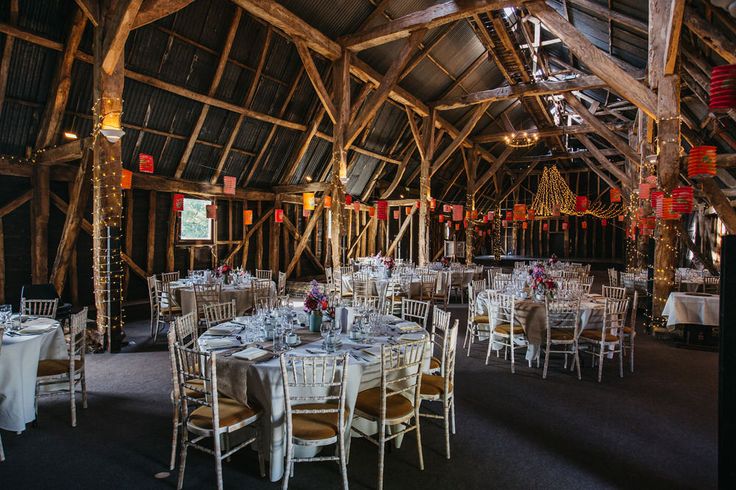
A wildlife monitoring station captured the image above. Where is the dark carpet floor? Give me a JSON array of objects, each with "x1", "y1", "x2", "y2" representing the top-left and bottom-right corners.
[{"x1": 0, "y1": 279, "x2": 718, "y2": 489}]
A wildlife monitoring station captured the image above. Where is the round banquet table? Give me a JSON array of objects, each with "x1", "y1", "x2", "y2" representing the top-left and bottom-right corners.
[
  {"x1": 197, "y1": 312, "x2": 430, "y2": 482},
  {"x1": 341, "y1": 273, "x2": 449, "y2": 298},
  {"x1": 476, "y1": 292, "x2": 606, "y2": 361},
  {"x1": 0, "y1": 319, "x2": 67, "y2": 432},
  {"x1": 661, "y1": 291, "x2": 719, "y2": 328},
  {"x1": 170, "y1": 280, "x2": 277, "y2": 316}
]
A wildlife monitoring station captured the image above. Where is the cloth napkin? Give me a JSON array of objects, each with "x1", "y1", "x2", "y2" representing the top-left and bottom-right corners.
[
  {"x1": 206, "y1": 323, "x2": 240, "y2": 336},
  {"x1": 201, "y1": 338, "x2": 237, "y2": 350},
  {"x1": 399, "y1": 332, "x2": 425, "y2": 341},
  {"x1": 232, "y1": 347, "x2": 270, "y2": 361},
  {"x1": 396, "y1": 322, "x2": 421, "y2": 332},
  {"x1": 19, "y1": 318, "x2": 57, "y2": 334}
]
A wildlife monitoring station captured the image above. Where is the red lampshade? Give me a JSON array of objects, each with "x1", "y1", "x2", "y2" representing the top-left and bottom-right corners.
[
  {"x1": 651, "y1": 190, "x2": 664, "y2": 209},
  {"x1": 324, "y1": 196, "x2": 332, "y2": 208},
  {"x1": 575, "y1": 196, "x2": 589, "y2": 212},
  {"x1": 439, "y1": 215, "x2": 445, "y2": 223},
  {"x1": 243, "y1": 210, "x2": 253, "y2": 225},
  {"x1": 173, "y1": 193, "x2": 184, "y2": 211},
  {"x1": 562, "y1": 222, "x2": 568, "y2": 230},
  {"x1": 709, "y1": 65, "x2": 736, "y2": 112},
  {"x1": 522, "y1": 222, "x2": 528, "y2": 230},
  {"x1": 601, "y1": 219, "x2": 607, "y2": 227},
  {"x1": 610, "y1": 188, "x2": 621, "y2": 203},
  {"x1": 505, "y1": 211, "x2": 512, "y2": 221},
  {"x1": 581, "y1": 221, "x2": 588, "y2": 229},
  {"x1": 139, "y1": 153, "x2": 154, "y2": 173},
  {"x1": 274, "y1": 209, "x2": 284, "y2": 223},
  {"x1": 430, "y1": 198, "x2": 437, "y2": 211},
  {"x1": 671, "y1": 186, "x2": 694, "y2": 213},
  {"x1": 488, "y1": 211, "x2": 495, "y2": 220},
  {"x1": 639, "y1": 183, "x2": 651, "y2": 199},
  {"x1": 513, "y1": 204, "x2": 527, "y2": 221},
  {"x1": 452, "y1": 205, "x2": 464, "y2": 221},
  {"x1": 687, "y1": 146, "x2": 717, "y2": 179},
  {"x1": 618, "y1": 215, "x2": 625, "y2": 222},
  {"x1": 206, "y1": 203, "x2": 217, "y2": 219},
  {"x1": 377, "y1": 200, "x2": 388, "y2": 220},
  {"x1": 121, "y1": 169, "x2": 132, "y2": 190},
  {"x1": 393, "y1": 210, "x2": 400, "y2": 220},
  {"x1": 483, "y1": 215, "x2": 489, "y2": 223},
  {"x1": 223, "y1": 176, "x2": 236, "y2": 195},
  {"x1": 502, "y1": 219, "x2": 509, "y2": 227},
  {"x1": 527, "y1": 209, "x2": 535, "y2": 221},
  {"x1": 543, "y1": 223, "x2": 549, "y2": 231},
  {"x1": 656, "y1": 197, "x2": 681, "y2": 220},
  {"x1": 368, "y1": 206, "x2": 375, "y2": 217}
]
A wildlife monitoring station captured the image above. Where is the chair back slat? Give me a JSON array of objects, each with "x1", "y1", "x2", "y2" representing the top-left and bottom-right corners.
[
  {"x1": 20, "y1": 298, "x2": 58, "y2": 318},
  {"x1": 161, "y1": 271, "x2": 180, "y2": 283},
  {"x1": 401, "y1": 299, "x2": 429, "y2": 330},
  {"x1": 173, "y1": 313, "x2": 199, "y2": 349},
  {"x1": 256, "y1": 269, "x2": 272, "y2": 281},
  {"x1": 204, "y1": 300, "x2": 236, "y2": 329}
]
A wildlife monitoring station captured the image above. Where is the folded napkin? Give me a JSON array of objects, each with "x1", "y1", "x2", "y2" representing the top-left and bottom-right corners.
[
  {"x1": 19, "y1": 318, "x2": 57, "y2": 334},
  {"x1": 399, "y1": 332, "x2": 425, "y2": 342},
  {"x1": 202, "y1": 338, "x2": 237, "y2": 350},
  {"x1": 207, "y1": 323, "x2": 240, "y2": 336},
  {"x1": 232, "y1": 347, "x2": 270, "y2": 361},
  {"x1": 396, "y1": 322, "x2": 421, "y2": 332}
]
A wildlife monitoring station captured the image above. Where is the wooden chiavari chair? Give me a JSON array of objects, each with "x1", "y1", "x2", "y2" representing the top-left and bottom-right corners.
[
  {"x1": 580, "y1": 297, "x2": 628, "y2": 382},
  {"x1": 608, "y1": 268, "x2": 619, "y2": 287},
  {"x1": 193, "y1": 283, "x2": 222, "y2": 325},
  {"x1": 0, "y1": 327, "x2": 5, "y2": 461},
  {"x1": 622, "y1": 289, "x2": 639, "y2": 373},
  {"x1": 173, "y1": 343, "x2": 264, "y2": 490},
  {"x1": 204, "y1": 300, "x2": 236, "y2": 329},
  {"x1": 703, "y1": 276, "x2": 720, "y2": 294},
  {"x1": 419, "y1": 271, "x2": 438, "y2": 302},
  {"x1": 602, "y1": 285, "x2": 627, "y2": 300},
  {"x1": 400, "y1": 298, "x2": 430, "y2": 331},
  {"x1": 159, "y1": 281, "x2": 182, "y2": 337},
  {"x1": 172, "y1": 312, "x2": 199, "y2": 348},
  {"x1": 420, "y1": 319, "x2": 459, "y2": 459},
  {"x1": 580, "y1": 275, "x2": 594, "y2": 293},
  {"x1": 352, "y1": 339, "x2": 426, "y2": 490},
  {"x1": 161, "y1": 271, "x2": 180, "y2": 283},
  {"x1": 486, "y1": 293, "x2": 526, "y2": 372},
  {"x1": 252, "y1": 279, "x2": 273, "y2": 312},
  {"x1": 280, "y1": 354, "x2": 350, "y2": 490},
  {"x1": 352, "y1": 272, "x2": 372, "y2": 303},
  {"x1": 431, "y1": 270, "x2": 451, "y2": 309},
  {"x1": 147, "y1": 276, "x2": 161, "y2": 338},
  {"x1": 35, "y1": 308, "x2": 88, "y2": 427},
  {"x1": 542, "y1": 299, "x2": 582, "y2": 380},
  {"x1": 255, "y1": 269, "x2": 272, "y2": 281},
  {"x1": 20, "y1": 298, "x2": 58, "y2": 319}
]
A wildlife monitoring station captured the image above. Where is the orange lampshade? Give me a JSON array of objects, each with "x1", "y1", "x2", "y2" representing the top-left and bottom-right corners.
[
  {"x1": 302, "y1": 192, "x2": 315, "y2": 210},
  {"x1": 324, "y1": 195, "x2": 332, "y2": 208},
  {"x1": 121, "y1": 169, "x2": 132, "y2": 189},
  {"x1": 243, "y1": 210, "x2": 253, "y2": 225}
]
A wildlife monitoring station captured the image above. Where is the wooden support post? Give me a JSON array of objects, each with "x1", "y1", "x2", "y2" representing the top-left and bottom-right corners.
[
  {"x1": 31, "y1": 165, "x2": 50, "y2": 284},
  {"x1": 387, "y1": 204, "x2": 417, "y2": 256},
  {"x1": 0, "y1": 218, "x2": 4, "y2": 304},
  {"x1": 465, "y1": 148, "x2": 478, "y2": 263},
  {"x1": 418, "y1": 109, "x2": 436, "y2": 265},
  {"x1": 270, "y1": 195, "x2": 281, "y2": 274},
  {"x1": 146, "y1": 191, "x2": 156, "y2": 274},
  {"x1": 123, "y1": 187, "x2": 134, "y2": 297},
  {"x1": 166, "y1": 197, "x2": 176, "y2": 272},
  {"x1": 285, "y1": 201, "x2": 325, "y2": 277},
  {"x1": 330, "y1": 51, "x2": 350, "y2": 269},
  {"x1": 256, "y1": 201, "x2": 264, "y2": 270}
]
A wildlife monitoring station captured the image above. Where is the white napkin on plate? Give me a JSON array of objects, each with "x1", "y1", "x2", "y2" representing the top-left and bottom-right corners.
[
  {"x1": 19, "y1": 318, "x2": 57, "y2": 333},
  {"x1": 232, "y1": 347, "x2": 269, "y2": 360},
  {"x1": 396, "y1": 322, "x2": 421, "y2": 332},
  {"x1": 206, "y1": 323, "x2": 240, "y2": 336},
  {"x1": 399, "y1": 332, "x2": 425, "y2": 341},
  {"x1": 202, "y1": 338, "x2": 235, "y2": 349}
]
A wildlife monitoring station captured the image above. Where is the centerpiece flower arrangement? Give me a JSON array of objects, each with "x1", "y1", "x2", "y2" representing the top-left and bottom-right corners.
[
  {"x1": 215, "y1": 263, "x2": 232, "y2": 283},
  {"x1": 528, "y1": 262, "x2": 557, "y2": 300},
  {"x1": 382, "y1": 255, "x2": 395, "y2": 274},
  {"x1": 440, "y1": 256, "x2": 450, "y2": 268},
  {"x1": 547, "y1": 253, "x2": 558, "y2": 267},
  {"x1": 304, "y1": 280, "x2": 329, "y2": 332}
]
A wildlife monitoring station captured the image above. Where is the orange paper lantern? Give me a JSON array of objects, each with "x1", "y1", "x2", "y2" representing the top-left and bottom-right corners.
[
  {"x1": 581, "y1": 221, "x2": 588, "y2": 229},
  {"x1": 439, "y1": 215, "x2": 445, "y2": 223},
  {"x1": 368, "y1": 206, "x2": 375, "y2": 217},
  {"x1": 671, "y1": 186, "x2": 694, "y2": 213},
  {"x1": 223, "y1": 176, "x2": 236, "y2": 195},
  {"x1": 121, "y1": 169, "x2": 132, "y2": 189},
  {"x1": 324, "y1": 196, "x2": 332, "y2": 208},
  {"x1": 610, "y1": 188, "x2": 621, "y2": 202},
  {"x1": 405, "y1": 206, "x2": 412, "y2": 215},
  {"x1": 513, "y1": 204, "x2": 527, "y2": 221},
  {"x1": 274, "y1": 209, "x2": 284, "y2": 223},
  {"x1": 452, "y1": 205, "x2": 464, "y2": 221},
  {"x1": 575, "y1": 196, "x2": 589, "y2": 212},
  {"x1": 243, "y1": 210, "x2": 253, "y2": 225},
  {"x1": 522, "y1": 222, "x2": 528, "y2": 230},
  {"x1": 302, "y1": 192, "x2": 315, "y2": 210},
  {"x1": 430, "y1": 198, "x2": 437, "y2": 211}
]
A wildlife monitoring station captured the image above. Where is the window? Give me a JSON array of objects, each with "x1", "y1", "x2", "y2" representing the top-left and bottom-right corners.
[{"x1": 179, "y1": 198, "x2": 212, "y2": 242}]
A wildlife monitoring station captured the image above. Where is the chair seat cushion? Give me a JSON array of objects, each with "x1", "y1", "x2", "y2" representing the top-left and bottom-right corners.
[
  {"x1": 189, "y1": 398, "x2": 260, "y2": 430},
  {"x1": 292, "y1": 402, "x2": 346, "y2": 440},
  {"x1": 420, "y1": 374, "x2": 452, "y2": 397},
  {"x1": 549, "y1": 328, "x2": 575, "y2": 341},
  {"x1": 183, "y1": 379, "x2": 206, "y2": 399},
  {"x1": 37, "y1": 359, "x2": 83, "y2": 377},
  {"x1": 494, "y1": 323, "x2": 523, "y2": 335},
  {"x1": 429, "y1": 356, "x2": 441, "y2": 370},
  {"x1": 355, "y1": 387, "x2": 414, "y2": 420},
  {"x1": 388, "y1": 295, "x2": 406, "y2": 302},
  {"x1": 580, "y1": 330, "x2": 620, "y2": 343},
  {"x1": 622, "y1": 326, "x2": 634, "y2": 335},
  {"x1": 473, "y1": 315, "x2": 489, "y2": 324}
]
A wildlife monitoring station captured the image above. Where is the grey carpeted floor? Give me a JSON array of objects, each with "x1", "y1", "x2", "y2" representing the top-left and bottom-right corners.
[{"x1": 0, "y1": 281, "x2": 718, "y2": 489}]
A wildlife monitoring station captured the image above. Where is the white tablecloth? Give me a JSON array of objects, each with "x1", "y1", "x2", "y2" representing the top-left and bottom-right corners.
[
  {"x1": 173, "y1": 281, "x2": 277, "y2": 316},
  {"x1": 0, "y1": 322, "x2": 66, "y2": 431},
  {"x1": 662, "y1": 292, "x2": 720, "y2": 328}
]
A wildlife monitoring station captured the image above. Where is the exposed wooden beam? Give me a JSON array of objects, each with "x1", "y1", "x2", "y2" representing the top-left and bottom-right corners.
[
  {"x1": 475, "y1": 146, "x2": 513, "y2": 194},
  {"x1": 431, "y1": 101, "x2": 489, "y2": 176},
  {"x1": 224, "y1": 208, "x2": 273, "y2": 264},
  {"x1": 273, "y1": 182, "x2": 330, "y2": 194},
  {"x1": 175, "y1": 7, "x2": 241, "y2": 179},
  {"x1": 387, "y1": 203, "x2": 417, "y2": 256},
  {"x1": 340, "y1": 0, "x2": 517, "y2": 52},
  {"x1": 490, "y1": 159, "x2": 542, "y2": 207},
  {"x1": 527, "y1": 1, "x2": 657, "y2": 119},
  {"x1": 701, "y1": 178, "x2": 736, "y2": 235},
  {"x1": 132, "y1": 0, "x2": 193, "y2": 28},
  {"x1": 101, "y1": 0, "x2": 144, "y2": 75},
  {"x1": 580, "y1": 154, "x2": 619, "y2": 194},
  {"x1": 550, "y1": 0, "x2": 647, "y2": 34},
  {"x1": 663, "y1": 0, "x2": 685, "y2": 75},
  {"x1": 433, "y1": 74, "x2": 606, "y2": 110},
  {"x1": 381, "y1": 146, "x2": 416, "y2": 199},
  {"x1": 285, "y1": 201, "x2": 325, "y2": 277},
  {"x1": 0, "y1": 190, "x2": 32, "y2": 218},
  {"x1": 575, "y1": 132, "x2": 630, "y2": 190},
  {"x1": 0, "y1": 0, "x2": 19, "y2": 114},
  {"x1": 346, "y1": 29, "x2": 425, "y2": 149},
  {"x1": 683, "y1": 7, "x2": 736, "y2": 64},
  {"x1": 315, "y1": 131, "x2": 403, "y2": 164},
  {"x1": 294, "y1": 38, "x2": 337, "y2": 124},
  {"x1": 475, "y1": 122, "x2": 629, "y2": 143},
  {"x1": 35, "y1": 138, "x2": 89, "y2": 164},
  {"x1": 436, "y1": 51, "x2": 487, "y2": 101},
  {"x1": 281, "y1": 213, "x2": 325, "y2": 273},
  {"x1": 75, "y1": 0, "x2": 100, "y2": 26}
]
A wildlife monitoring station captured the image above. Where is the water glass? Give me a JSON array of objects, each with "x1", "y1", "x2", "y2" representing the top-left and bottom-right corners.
[{"x1": 0, "y1": 304, "x2": 11, "y2": 326}]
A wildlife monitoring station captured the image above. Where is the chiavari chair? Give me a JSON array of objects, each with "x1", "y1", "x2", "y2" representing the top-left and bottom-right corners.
[
  {"x1": 352, "y1": 339, "x2": 426, "y2": 490},
  {"x1": 419, "y1": 271, "x2": 438, "y2": 302},
  {"x1": 622, "y1": 289, "x2": 639, "y2": 373},
  {"x1": 20, "y1": 298, "x2": 58, "y2": 319},
  {"x1": 161, "y1": 271, "x2": 180, "y2": 283},
  {"x1": 428, "y1": 306, "x2": 451, "y2": 373},
  {"x1": 173, "y1": 343, "x2": 264, "y2": 490},
  {"x1": 703, "y1": 276, "x2": 720, "y2": 294},
  {"x1": 602, "y1": 285, "x2": 626, "y2": 300},
  {"x1": 147, "y1": 276, "x2": 161, "y2": 338},
  {"x1": 580, "y1": 297, "x2": 628, "y2": 382},
  {"x1": 255, "y1": 269, "x2": 272, "y2": 281},
  {"x1": 193, "y1": 283, "x2": 222, "y2": 325},
  {"x1": 280, "y1": 354, "x2": 350, "y2": 490},
  {"x1": 203, "y1": 300, "x2": 236, "y2": 329},
  {"x1": 400, "y1": 298, "x2": 430, "y2": 331},
  {"x1": 580, "y1": 275, "x2": 594, "y2": 293},
  {"x1": 385, "y1": 279, "x2": 406, "y2": 316},
  {"x1": 608, "y1": 268, "x2": 619, "y2": 287},
  {"x1": 352, "y1": 271, "x2": 372, "y2": 303},
  {"x1": 252, "y1": 279, "x2": 273, "y2": 311},
  {"x1": 431, "y1": 270, "x2": 451, "y2": 309},
  {"x1": 35, "y1": 308, "x2": 88, "y2": 427},
  {"x1": 420, "y1": 319, "x2": 459, "y2": 459},
  {"x1": 542, "y1": 299, "x2": 582, "y2": 380},
  {"x1": 464, "y1": 285, "x2": 490, "y2": 354},
  {"x1": 486, "y1": 293, "x2": 526, "y2": 372}
]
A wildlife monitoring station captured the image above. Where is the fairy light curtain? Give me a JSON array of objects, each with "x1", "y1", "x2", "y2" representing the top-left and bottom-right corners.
[{"x1": 530, "y1": 165, "x2": 622, "y2": 219}]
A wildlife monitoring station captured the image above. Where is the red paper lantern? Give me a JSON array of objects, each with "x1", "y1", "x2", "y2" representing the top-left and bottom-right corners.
[
  {"x1": 671, "y1": 186, "x2": 694, "y2": 213},
  {"x1": 121, "y1": 169, "x2": 132, "y2": 190},
  {"x1": 709, "y1": 65, "x2": 736, "y2": 112},
  {"x1": 513, "y1": 204, "x2": 527, "y2": 221},
  {"x1": 452, "y1": 205, "x2": 464, "y2": 221},
  {"x1": 223, "y1": 176, "x2": 236, "y2": 195},
  {"x1": 601, "y1": 219, "x2": 607, "y2": 227},
  {"x1": 543, "y1": 223, "x2": 549, "y2": 231},
  {"x1": 439, "y1": 215, "x2": 445, "y2": 223},
  {"x1": 488, "y1": 211, "x2": 495, "y2": 221},
  {"x1": 368, "y1": 206, "x2": 375, "y2": 218},
  {"x1": 345, "y1": 195, "x2": 352, "y2": 205},
  {"x1": 206, "y1": 203, "x2": 217, "y2": 219},
  {"x1": 274, "y1": 209, "x2": 284, "y2": 223},
  {"x1": 651, "y1": 190, "x2": 664, "y2": 209},
  {"x1": 405, "y1": 206, "x2": 412, "y2": 215},
  {"x1": 639, "y1": 183, "x2": 651, "y2": 199},
  {"x1": 581, "y1": 221, "x2": 588, "y2": 229},
  {"x1": 416, "y1": 200, "x2": 421, "y2": 210},
  {"x1": 527, "y1": 209, "x2": 535, "y2": 221},
  {"x1": 502, "y1": 219, "x2": 509, "y2": 227},
  {"x1": 430, "y1": 198, "x2": 437, "y2": 211},
  {"x1": 618, "y1": 215, "x2": 625, "y2": 222},
  {"x1": 173, "y1": 193, "x2": 184, "y2": 211},
  {"x1": 139, "y1": 153, "x2": 154, "y2": 173},
  {"x1": 562, "y1": 222, "x2": 568, "y2": 230},
  {"x1": 483, "y1": 215, "x2": 489, "y2": 223},
  {"x1": 393, "y1": 210, "x2": 400, "y2": 220},
  {"x1": 645, "y1": 175, "x2": 658, "y2": 186},
  {"x1": 471, "y1": 210, "x2": 478, "y2": 220},
  {"x1": 443, "y1": 204, "x2": 452, "y2": 213},
  {"x1": 505, "y1": 211, "x2": 512, "y2": 221},
  {"x1": 656, "y1": 197, "x2": 681, "y2": 220},
  {"x1": 575, "y1": 196, "x2": 589, "y2": 212},
  {"x1": 353, "y1": 201, "x2": 360, "y2": 212},
  {"x1": 377, "y1": 200, "x2": 388, "y2": 220},
  {"x1": 243, "y1": 210, "x2": 253, "y2": 225},
  {"x1": 324, "y1": 196, "x2": 332, "y2": 208},
  {"x1": 455, "y1": 223, "x2": 460, "y2": 231},
  {"x1": 687, "y1": 146, "x2": 717, "y2": 179},
  {"x1": 610, "y1": 188, "x2": 621, "y2": 202}
]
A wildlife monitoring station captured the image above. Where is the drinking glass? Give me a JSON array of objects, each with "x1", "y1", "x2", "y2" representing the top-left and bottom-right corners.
[{"x1": 0, "y1": 304, "x2": 11, "y2": 326}]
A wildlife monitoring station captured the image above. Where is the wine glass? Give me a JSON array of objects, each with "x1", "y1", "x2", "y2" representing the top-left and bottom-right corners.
[{"x1": 0, "y1": 304, "x2": 11, "y2": 327}]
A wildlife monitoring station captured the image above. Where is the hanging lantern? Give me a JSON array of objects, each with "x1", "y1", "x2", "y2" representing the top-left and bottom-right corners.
[
  {"x1": 522, "y1": 222, "x2": 528, "y2": 230},
  {"x1": 393, "y1": 209, "x2": 400, "y2": 220},
  {"x1": 139, "y1": 154, "x2": 154, "y2": 173},
  {"x1": 455, "y1": 223, "x2": 460, "y2": 231},
  {"x1": 206, "y1": 203, "x2": 217, "y2": 219},
  {"x1": 353, "y1": 201, "x2": 360, "y2": 212},
  {"x1": 610, "y1": 188, "x2": 621, "y2": 203},
  {"x1": 121, "y1": 169, "x2": 132, "y2": 190},
  {"x1": 601, "y1": 219, "x2": 608, "y2": 227},
  {"x1": 562, "y1": 222, "x2": 568, "y2": 230},
  {"x1": 581, "y1": 221, "x2": 588, "y2": 229},
  {"x1": 651, "y1": 190, "x2": 664, "y2": 210},
  {"x1": 368, "y1": 206, "x2": 375, "y2": 218},
  {"x1": 303, "y1": 192, "x2": 315, "y2": 210},
  {"x1": 512, "y1": 204, "x2": 527, "y2": 221},
  {"x1": 471, "y1": 210, "x2": 478, "y2": 220},
  {"x1": 377, "y1": 200, "x2": 388, "y2": 220},
  {"x1": 575, "y1": 196, "x2": 589, "y2": 212},
  {"x1": 638, "y1": 183, "x2": 651, "y2": 199},
  {"x1": 483, "y1": 214, "x2": 489, "y2": 223},
  {"x1": 687, "y1": 146, "x2": 717, "y2": 179},
  {"x1": 439, "y1": 215, "x2": 445, "y2": 223},
  {"x1": 505, "y1": 211, "x2": 513, "y2": 221},
  {"x1": 243, "y1": 210, "x2": 253, "y2": 225},
  {"x1": 452, "y1": 205, "x2": 464, "y2": 221},
  {"x1": 671, "y1": 186, "x2": 694, "y2": 213},
  {"x1": 488, "y1": 211, "x2": 494, "y2": 220},
  {"x1": 709, "y1": 65, "x2": 736, "y2": 112},
  {"x1": 274, "y1": 209, "x2": 284, "y2": 223},
  {"x1": 430, "y1": 198, "x2": 437, "y2": 211},
  {"x1": 223, "y1": 176, "x2": 236, "y2": 195},
  {"x1": 618, "y1": 215, "x2": 625, "y2": 222},
  {"x1": 443, "y1": 204, "x2": 452, "y2": 213},
  {"x1": 656, "y1": 197, "x2": 681, "y2": 220},
  {"x1": 173, "y1": 193, "x2": 185, "y2": 211},
  {"x1": 345, "y1": 195, "x2": 352, "y2": 205},
  {"x1": 527, "y1": 209, "x2": 535, "y2": 221},
  {"x1": 324, "y1": 195, "x2": 332, "y2": 208},
  {"x1": 405, "y1": 206, "x2": 412, "y2": 215},
  {"x1": 543, "y1": 222, "x2": 549, "y2": 231}
]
